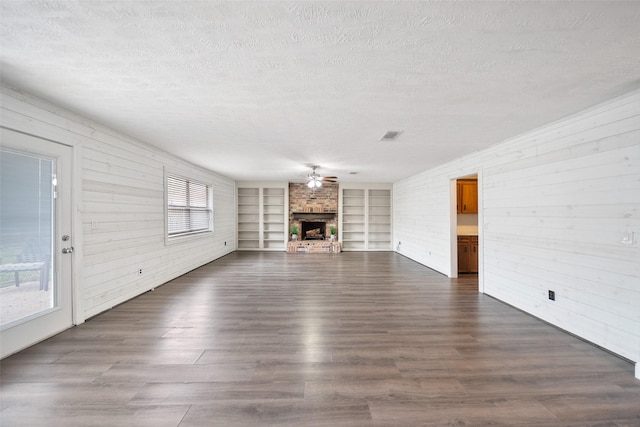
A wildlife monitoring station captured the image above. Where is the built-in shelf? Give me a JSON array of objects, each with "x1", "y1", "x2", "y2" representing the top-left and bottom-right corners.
[
  {"x1": 339, "y1": 186, "x2": 392, "y2": 251},
  {"x1": 238, "y1": 185, "x2": 287, "y2": 250}
]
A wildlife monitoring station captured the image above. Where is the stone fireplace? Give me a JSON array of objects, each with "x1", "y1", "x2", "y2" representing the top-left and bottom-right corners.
[
  {"x1": 288, "y1": 182, "x2": 340, "y2": 252},
  {"x1": 289, "y1": 182, "x2": 338, "y2": 238}
]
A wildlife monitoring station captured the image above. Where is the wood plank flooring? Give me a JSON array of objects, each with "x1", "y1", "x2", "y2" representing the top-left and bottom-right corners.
[{"x1": 1, "y1": 251, "x2": 639, "y2": 426}]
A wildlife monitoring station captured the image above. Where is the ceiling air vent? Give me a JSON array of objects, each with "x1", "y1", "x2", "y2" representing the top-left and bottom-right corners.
[{"x1": 380, "y1": 130, "x2": 402, "y2": 141}]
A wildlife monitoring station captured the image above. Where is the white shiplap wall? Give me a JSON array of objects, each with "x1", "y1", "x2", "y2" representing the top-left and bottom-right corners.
[
  {"x1": 393, "y1": 89, "x2": 640, "y2": 374},
  {"x1": 1, "y1": 86, "x2": 236, "y2": 321}
]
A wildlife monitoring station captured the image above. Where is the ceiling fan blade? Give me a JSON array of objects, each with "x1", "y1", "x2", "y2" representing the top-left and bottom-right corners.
[{"x1": 305, "y1": 166, "x2": 337, "y2": 183}]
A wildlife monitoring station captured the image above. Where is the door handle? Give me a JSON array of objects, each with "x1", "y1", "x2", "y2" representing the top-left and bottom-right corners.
[{"x1": 62, "y1": 247, "x2": 74, "y2": 254}]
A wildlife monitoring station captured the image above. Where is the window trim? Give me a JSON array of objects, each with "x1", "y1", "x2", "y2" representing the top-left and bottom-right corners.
[{"x1": 164, "y1": 169, "x2": 213, "y2": 244}]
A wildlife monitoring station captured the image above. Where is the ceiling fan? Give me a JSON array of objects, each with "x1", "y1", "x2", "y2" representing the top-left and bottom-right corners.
[{"x1": 307, "y1": 165, "x2": 337, "y2": 189}]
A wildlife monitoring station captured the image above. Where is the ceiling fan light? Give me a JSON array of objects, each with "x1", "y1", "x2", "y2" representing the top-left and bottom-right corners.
[{"x1": 308, "y1": 179, "x2": 322, "y2": 189}]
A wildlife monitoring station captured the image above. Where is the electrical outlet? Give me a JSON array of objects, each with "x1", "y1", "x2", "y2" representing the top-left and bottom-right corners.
[
  {"x1": 224, "y1": 241, "x2": 227, "y2": 246},
  {"x1": 138, "y1": 268, "x2": 143, "y2": 276},
  {"x1": 548, "y1": 290, "x2": 555, "y2": 301},
  {"x1": 620, "y1": 232, "x2": 634, "y2": 245}
]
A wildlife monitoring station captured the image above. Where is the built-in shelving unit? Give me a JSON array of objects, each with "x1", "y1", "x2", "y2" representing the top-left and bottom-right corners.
[
  {"x1": 341, "y1": 188, "x2": 366, "y2": 250},
  {"x1": 237, "y1": 184, "x2": 288, "y2": 250},
  {"x1": 262, "y1": 187, "x2": 286, "y2": 250},
  {"x1": 367, "y1": 189, "x2": 392, "y2": 250},
  {"x1": 339, "y1": 185, "x2": 392, "y2": 251},
  {"x1": 237, "y1": 187, "x2": 260, "y2": 249}
]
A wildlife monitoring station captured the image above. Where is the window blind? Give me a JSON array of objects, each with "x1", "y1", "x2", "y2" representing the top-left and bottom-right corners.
[{"x1": 167, "y1": 174, "x2": 212, "y2": 236}]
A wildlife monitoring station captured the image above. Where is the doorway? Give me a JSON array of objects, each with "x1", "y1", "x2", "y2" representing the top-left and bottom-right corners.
[
  {"x1": 450, "y1": 173, "x2": 483, "y2": 292},
  {"x1": 0, "y1": 128, "x2": 74, "y2": 358}
]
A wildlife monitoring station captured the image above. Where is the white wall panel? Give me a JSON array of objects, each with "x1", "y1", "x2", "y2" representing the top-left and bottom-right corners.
[
  {"x1": 1, "y1": 86, "x2": 236, "y2": 321},
  {"x1": 394, "y1": 89, "x2": 640, "y2": 370}
]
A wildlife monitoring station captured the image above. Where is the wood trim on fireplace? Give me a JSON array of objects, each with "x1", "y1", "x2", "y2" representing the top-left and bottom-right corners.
[{"x1": 292, "y1": 212, "x2": 336, "y2": 220}]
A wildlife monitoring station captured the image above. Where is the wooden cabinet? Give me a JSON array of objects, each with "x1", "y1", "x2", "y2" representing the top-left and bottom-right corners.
[
  {"x1": 457, "y1": 179, "x2": 478, "y2": 213},
  {"x1": 457, "y1": 235, "x2": 478, "y2": 273},
  {"x1": 469, "y1": 236, "x2": 478, "y2": 272},
  {"x1": 457, "y1": 237, "x2": 470, "y2": 272}
]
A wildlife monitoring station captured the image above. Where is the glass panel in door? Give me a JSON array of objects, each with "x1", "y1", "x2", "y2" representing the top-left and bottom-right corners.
[{"x1": 0, "y1": 150, "x2": 55, "y2": 326}]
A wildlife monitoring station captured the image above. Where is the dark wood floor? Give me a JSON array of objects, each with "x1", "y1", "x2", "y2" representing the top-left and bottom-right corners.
[{"x1": 1, "y1": 251, "x2": 638, "y2": 426}]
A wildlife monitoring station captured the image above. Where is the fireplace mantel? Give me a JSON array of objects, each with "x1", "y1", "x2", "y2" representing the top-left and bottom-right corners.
[{"x1": 292, "y1": 212, "x2": 336, "y2": 220}]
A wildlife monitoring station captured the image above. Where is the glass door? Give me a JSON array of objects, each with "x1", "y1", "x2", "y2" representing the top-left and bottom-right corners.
[{"x1": 0, "y1": 128, "x2": 73, "y2": 358}]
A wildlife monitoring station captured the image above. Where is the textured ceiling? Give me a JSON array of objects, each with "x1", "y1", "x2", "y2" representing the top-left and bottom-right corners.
[{"x1": 1, "y1": 1, "x2": 639, "y2": 183}]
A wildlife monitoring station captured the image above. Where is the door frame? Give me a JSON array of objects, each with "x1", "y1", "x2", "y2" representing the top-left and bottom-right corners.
[{"x1": 450, "y1": 169, "x2": 484, "y2": 293}]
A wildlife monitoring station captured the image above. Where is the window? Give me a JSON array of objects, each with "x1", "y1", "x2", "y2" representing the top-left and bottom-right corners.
[{"x1": 166, "y1": 173, "x2": 213, "y2": 238}]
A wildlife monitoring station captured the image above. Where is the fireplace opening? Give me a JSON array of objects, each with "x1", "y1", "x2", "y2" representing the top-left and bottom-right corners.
[{"x1": 301, "y1": 221, "x2": 326, "y2": 240}]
